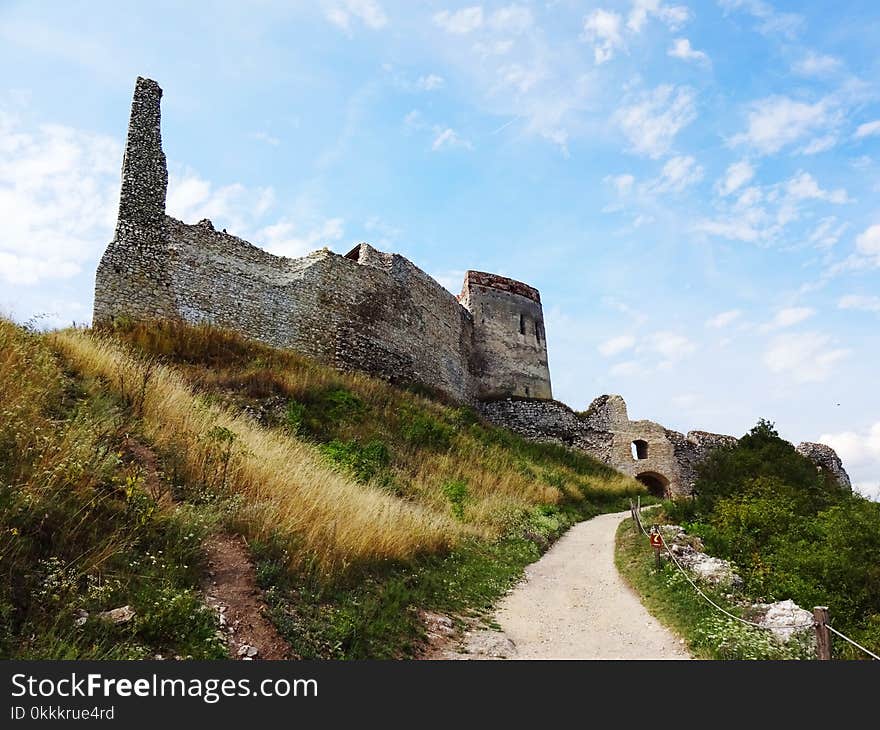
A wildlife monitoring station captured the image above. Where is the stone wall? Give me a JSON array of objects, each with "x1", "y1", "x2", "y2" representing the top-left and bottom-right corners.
[
  {"x1": 93, "y1": 76, "x2": 852, "y2": 499},
  {"x1": 477, "y1": 394, "x2": 851, "y2": 497},
  {"x1": 94, "y1": 77, "x2": 175, "y2": 323},
  {"x1": 460, "y1": 272, "x2": 552, "y2": 400},
  {"x1": 796, "y1": 442, "x2": 853, "y2": 490},
  {"x1": 93, "y1": 76, "x2": 547, "y2": 407}
]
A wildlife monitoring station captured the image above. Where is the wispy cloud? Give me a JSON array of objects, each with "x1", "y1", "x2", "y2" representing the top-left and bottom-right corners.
[
  {"x1": 838, "y1": 294, "x2": 880, "y2": 312},
  {"x1": 324, "y1": 0, "x2": 388, "y2": 35},
  {"x1": 792, "y1": 52, "x2": 842, "y2": 77},
  {"x1": 731, "y1": 95, "x2": 840, "y2": 156},
  {"x1": 764, "y1": 331, "x2": 849, "y2": 383},
  {"x1": 0, "y1": 112, "x2": 120, "y2": 285},
  {"x1": 598, "y1": 334, "x2": 636, "y2": 357},
  {"x1": 716, "y1": 160, "x2": 755, "y2": 196},
  {"x1": 615, "y1": 84, "x2": 697, "y2": 158},
  {"x1": 719, "y1": 0, "x2": 804, "y2": 39},
  {"x1": 668, "y1": 38, "x2": 710, "y2": 66},
  {"x1": 433, "y1": 6, "x2": 483, "y2": 34},
  {"x1": 582, "y1": 9, "x2": 625, "y2": 64},
  {"x1": 855, "y1": 120, "x2": 880, "y2": 139},
  {"x1": 707, "y1": 309, "x2": 742, "y2": 328}
]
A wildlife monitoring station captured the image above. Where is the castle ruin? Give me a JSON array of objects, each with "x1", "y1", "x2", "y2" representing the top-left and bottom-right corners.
[{"x1": 94, "y1": 77, "x2": 851, "y2": 497}]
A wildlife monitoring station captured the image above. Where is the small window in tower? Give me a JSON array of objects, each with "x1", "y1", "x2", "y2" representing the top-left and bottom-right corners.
[
  {"x1": 524, "y1": 386, "x2": 530, "y2": 397},
  {"x1": 536, "y1": 320, "x2": 544, "y2": 343},
  {"x1": 631, "y1": 440, "x2": 648, "y2": 460},
  {"x1": 519, "y1": 313, "x2": 525, "y2": 335}
]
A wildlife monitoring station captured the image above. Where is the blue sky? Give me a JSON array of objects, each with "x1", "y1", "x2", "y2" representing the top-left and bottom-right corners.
[{"x1": 1, "y1": 1, "x2": 879, "y2": 498}]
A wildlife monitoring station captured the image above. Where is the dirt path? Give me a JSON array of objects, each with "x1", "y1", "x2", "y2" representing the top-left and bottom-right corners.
[
  {"x1": 202, "y1": 534, "x2": 294, "y2": 660},
  {"x1": 438, "y1": 510, "x2": 690, "y2": 660}
]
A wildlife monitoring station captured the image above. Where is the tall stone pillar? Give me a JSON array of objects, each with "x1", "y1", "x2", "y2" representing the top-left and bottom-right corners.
[{"x1": 93, "y1": 77, "x2": 175, "y2": 324}]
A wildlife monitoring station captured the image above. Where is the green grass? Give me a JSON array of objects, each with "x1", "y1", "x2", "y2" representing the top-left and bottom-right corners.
[
  {"x1": 615, "y1": 515, "x2": 813, "y2": 660},
  {"x1": 2, "y1": 317, "x2": 651, "y2": 659},
  {"x1": 0, "y1": 320, "x2": 228, "y2": 659},
  {"x1": 256, "y1": 494, "x2": 637, "y2": 659}
]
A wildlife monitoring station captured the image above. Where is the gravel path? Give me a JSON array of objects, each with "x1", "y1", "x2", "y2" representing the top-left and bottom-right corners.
[{"x1": 443, "y1": 510, "x2": 690, "y2": 660}]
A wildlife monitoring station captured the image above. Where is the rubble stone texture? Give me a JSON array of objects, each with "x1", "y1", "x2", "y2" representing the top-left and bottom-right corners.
[{"x1": 94, "y1": 77, "x2": 851, "y2": 497}]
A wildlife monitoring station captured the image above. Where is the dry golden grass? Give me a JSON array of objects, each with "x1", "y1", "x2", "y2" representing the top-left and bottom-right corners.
[{"x1": 50, "y1": 330, "x2": 464, "y2": 576}]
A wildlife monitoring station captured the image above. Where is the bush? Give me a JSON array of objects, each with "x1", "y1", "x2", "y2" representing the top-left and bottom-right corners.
[
  {"x1": 320, "y1": 439, "x2": 391, "y2": 484},
  {"x1": 442, "y1": 480, "x2": 469, "y2": 519},
  {"x1": 400, "y1": 412, "x2": 454, "y2": 450},
  {"x1": 683, "y1": 418, "x2": 880, "y2": 657}
]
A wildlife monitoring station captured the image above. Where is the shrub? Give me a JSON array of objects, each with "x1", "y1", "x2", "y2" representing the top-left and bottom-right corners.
[
  {"x1": 400, "y1": 412, "x2": 454, "y2": 450},
  {"x1": 442, "y1": 480, "x2": 469, "y2": 519},
  {"x1": 320, "y1": 439, "x2": 391, "y2": 484}
]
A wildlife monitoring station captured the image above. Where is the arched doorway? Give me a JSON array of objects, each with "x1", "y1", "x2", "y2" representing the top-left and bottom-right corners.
[{"x1": 636, "y1": 471, "x2": 669, "y2": 499}]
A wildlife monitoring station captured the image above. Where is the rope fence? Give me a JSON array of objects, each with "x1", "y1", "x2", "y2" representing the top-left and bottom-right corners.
[{"x1": 628, "y1": 498, "x2": 879, "y2": 661}]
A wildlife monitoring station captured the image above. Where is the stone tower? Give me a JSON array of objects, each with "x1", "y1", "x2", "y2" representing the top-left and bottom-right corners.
[
  {"x1": 94, "y1": 76, "x2": 174, "y2": 323},
  {"x1": 459, "y1": 271, "x2": 552, "y2": 400}
]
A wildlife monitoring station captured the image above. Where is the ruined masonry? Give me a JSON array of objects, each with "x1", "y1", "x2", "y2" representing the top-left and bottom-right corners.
[{"x1": 94, "y1": 77, "x2": 851, "y2": 497}]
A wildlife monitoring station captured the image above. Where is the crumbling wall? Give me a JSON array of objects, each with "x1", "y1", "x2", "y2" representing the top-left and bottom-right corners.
[
  {"x1": 460, "y1": 272, "x2": 552, "y2": 400},
  {"x1": 477, "y1": 398, "x2": 613, "y2": 459},
  {"x1": 158, "y1": 223, "x2": 478, "y2": 401},
  {"x1": 94, "y1": 77, "x2": 175, "y2": 322},
  {"x1": 796, "y1": 442, "x2": 853, "y2": 490}
]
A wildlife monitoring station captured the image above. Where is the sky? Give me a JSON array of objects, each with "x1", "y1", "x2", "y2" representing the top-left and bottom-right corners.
[{"x1": 1, "y1": 0, "x2": 879, "y2": 499}]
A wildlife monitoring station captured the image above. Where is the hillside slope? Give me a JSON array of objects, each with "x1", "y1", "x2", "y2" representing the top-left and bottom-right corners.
[{"x1": 0, "y1": 318, "x2": 648, "y2": 659}]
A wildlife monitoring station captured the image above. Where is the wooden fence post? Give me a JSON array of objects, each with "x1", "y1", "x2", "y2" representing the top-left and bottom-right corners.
[{"x1": 813, "y1": 606, "x2": 831, "y2": 660}]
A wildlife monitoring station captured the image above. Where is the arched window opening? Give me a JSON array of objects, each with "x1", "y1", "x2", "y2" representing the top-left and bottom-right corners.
[
  {"x1": 519, "y1": 313, "x2": 526, "y2": 335},
  {"x1": 631, "y1": 439, "x2": 648, "y2": 460}
]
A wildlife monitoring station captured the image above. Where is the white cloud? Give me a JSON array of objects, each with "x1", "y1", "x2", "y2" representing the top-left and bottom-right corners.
[
  {"x1": 716, "y1": 160, "x2": 755, "y2": 196},
  {"x1": 826, "y1": 224, "x2": 880, "y2": 275},
  {"x1": 693, "y1": 218, "x2": 761, "y2": 242},
  {"x1": 649, "y1": 330, "x2": 696, "y2": 361},
  {"x1": 416, "y1": 74, "x2": 445, "y2": 91},
  {"x1": 761, "y1": 306, "x2": 815, "y2": 331},
  {"x1": 604, "y1": 173, "x2": 636, "y2": 195},
  {"x1": 798, "y1": 135, "x2": 837, "y2": 155},
  {"x1": 719, "y1": 0, "x2": 803, "y2": 38},
  {"x1": 668, "y1": 38, "x2": 709, "y2": 66},
  {"x1": 257, "y1": 217, "x2": 345, "y2": 259},
  {"x1": 764, "y1": 331, "x2": 849, "y2": 383},
  {"x1": 167, "y1": 169, "x2": 274, "y2": 232},
  {"x1": 627, "y1": 0, "x2": 690, "y2": 33},
  {"x1": 649, "y1": 155, "x2": 704, "y2": 193},
  {"x1": 582, "y1": 9, "x2": 624, "y2": 64},
  {"x1": 854, "y1": 482, "x2": 880, "y2": 501},
  {"x1": 732, "y1": 96, "x2": 838, "y2": 155},
  {"x1": 433, "y1": 6, "x2": 483, "y2": 34},
  {"x1": 784, "y1": 171, "x2": 849, "y2": 204},
  {"x1": 615, "y1": 85, "x2": 697, "y2": 158},
  {"x1": 855, "y1": 120, "x2": 880, "y2": 139},
  {"x1": 0, "y1": 114, "x2": 120, "y2": 286},
  {"x1": 404, "y1": 110, "x2": 473, "y2": 151},
  {"x1": 792, "y1": 52, "x2": 842, "y2": 77},
  {"x1": 431, "y1": 127, "x2": 473, "y2": 151},
  {"x1": 819, "y1": 423, "x2": 880, "y2": 499},
  {"x1": 431, "y1": 269, "x2": 467, "y2": 295},
  {"x1": 250, "y1": 131, "x2": 280, "y2": 146},
  {"x1": 808, "y1": 217, "x2": 847, "y2": 249},
  {"x1": 488, "y1": 5, "x2": 533, "y2": 34},
  {"x1": 610, "y1": 359, "x2": 646, "y2": 377},
  {"x1": 324, "y1": 0, "x2": 388, "y2": 34},
  {"x1": 707, "y1": 310, "x2": 742, "y2": 328},
  {"x1": 856, "y1": 224, "x2": 880, "y2": 257},
  {"x1": 839, "y1": 294, "x2": 880, "y2": 312},
  {"x1": 598, "y1": 334, "x2": 636, "y2": 357}
]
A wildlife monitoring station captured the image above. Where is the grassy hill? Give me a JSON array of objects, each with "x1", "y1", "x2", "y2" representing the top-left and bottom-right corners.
[{"x1": 0, "y1": 317, "x2": 647, "y2": 659}]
